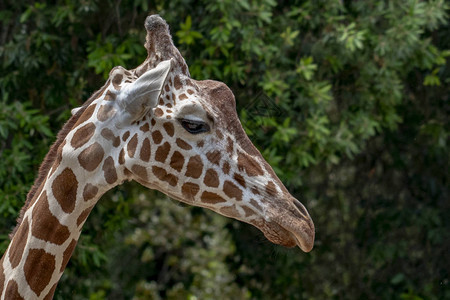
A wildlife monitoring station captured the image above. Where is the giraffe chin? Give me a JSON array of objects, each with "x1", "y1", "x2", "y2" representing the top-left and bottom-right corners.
[
  {"x1": 253, "y1": 217, "x2": 315, "y2": 252},
  {"x1": 275, "y1": 217, "x2": 315, "y2": 253}
]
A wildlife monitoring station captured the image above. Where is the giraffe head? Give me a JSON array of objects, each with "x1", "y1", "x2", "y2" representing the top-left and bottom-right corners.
[{"x1": 75, "y1": 15, "x2": 314, "y2": 252}]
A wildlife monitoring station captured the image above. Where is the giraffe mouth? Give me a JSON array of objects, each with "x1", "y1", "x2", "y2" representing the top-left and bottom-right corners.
[
  {"x1": 259, "y1": 217, "x2": 315, "y2": 252},
  {"x1": 255, "y1": 199, "x2": 315, "y2": 252},
  {"x1": 284, "y1": 220, "x2": 315, "y2": 252},
  {"x1": 249, "y1": 214, "x2": 314, "y2": 252}
]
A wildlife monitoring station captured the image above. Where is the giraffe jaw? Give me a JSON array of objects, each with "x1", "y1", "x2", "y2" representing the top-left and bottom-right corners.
[
  {"x1": 135, "y1": 175, "x2": 315, "y2": 251},
  {"x1": 135, "y1": 177, "x2": 315, "y2": 252},
  {"x1": 256, "y1": 199, "x2": 315, "y2": 252},
  {"x1": 256, "y1": 216, "x2": 315, "y2": 252}
]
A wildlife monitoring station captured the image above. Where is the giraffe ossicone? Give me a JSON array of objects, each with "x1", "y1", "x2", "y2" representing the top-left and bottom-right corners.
[{"x1": 1, "y1": 14, "x2": 314, "y2": 299}]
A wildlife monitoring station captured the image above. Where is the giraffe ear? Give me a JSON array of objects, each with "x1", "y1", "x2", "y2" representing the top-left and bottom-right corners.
[{"x1": 115, "y1": 59, "x2": 172, "y2": 128}]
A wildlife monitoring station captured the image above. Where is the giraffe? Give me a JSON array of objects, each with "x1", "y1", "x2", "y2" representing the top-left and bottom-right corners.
[{"x1": 0, "y1": 15, "x2": 314, "y2": 299}]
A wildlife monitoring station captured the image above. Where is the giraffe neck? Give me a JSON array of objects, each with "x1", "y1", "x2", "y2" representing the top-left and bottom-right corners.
[{"x1": 0, "y1": 140, "x2": 119, "y2": 299}]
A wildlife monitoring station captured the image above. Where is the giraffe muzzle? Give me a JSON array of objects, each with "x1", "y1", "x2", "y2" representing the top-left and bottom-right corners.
[
  {"x1": 260, "y1": 197, "x2": 315, "y2": 252},
  {"x1": 282, "y1": 202, "x2": 315, "y2": 252}
]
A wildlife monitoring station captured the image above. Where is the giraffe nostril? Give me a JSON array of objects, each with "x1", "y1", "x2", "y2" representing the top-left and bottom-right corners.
[{"x1": 293, "y1": 198, "x2": 308, "y2": 217}]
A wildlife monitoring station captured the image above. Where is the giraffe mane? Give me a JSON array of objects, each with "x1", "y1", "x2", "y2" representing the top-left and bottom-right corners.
[{"x1": 9, "y1": 81, "x2": 110, "y2": 239}]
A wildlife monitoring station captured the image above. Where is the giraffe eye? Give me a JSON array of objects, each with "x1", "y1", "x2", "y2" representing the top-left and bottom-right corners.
[{"x1": 179, "y1": 118, "x2": 210, "y2": 134}]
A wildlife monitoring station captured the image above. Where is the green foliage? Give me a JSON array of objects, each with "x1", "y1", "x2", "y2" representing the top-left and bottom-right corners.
[
  {"x1": 0, "y1": 0, "x2": 449, "y2": 299},
  {"x1": 0, "y1": 100, "x2": 52, "y2": 252},
  {"x1": 87, "y1": 34, "x2": 146, "y2": 78}
]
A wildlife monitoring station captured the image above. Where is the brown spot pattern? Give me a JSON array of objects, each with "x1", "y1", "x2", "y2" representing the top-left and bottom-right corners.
[
  {"x1": 163, "y1": 122, "x2": 174, "y2": 137},
  {"x1": 61, "y1": 239, "x2": 77, "y2": 272},
  {"x1": 187, "y1": 89, "x2": 194, "y2": 94},
  {"x1": 8, "y1": 217, "x2": 29, "y2": 268},
  {"x1": 174, "y1": 75, "x2": 182, "y2": 89},
  {"x1": 123, "y1": 168, "x2": 132, "y2": 177},
  {"x1": 83, "y1": 184, "x2": 98, "y2": 201},
  {"x1": 176, "y1": 138, "x2": 192, "y2": 150},
  {"x1": 201, "y1": 191, "x2": 225, "y2": 204},
  {"x1": 152, "y1": 166, "x2": 178, "y2": 186},
  {"x1": 220, "y1": 205, "x2": 240, "y2": 217},
  {"x1": 169, "y1": 151, "x2": 185, "y2": 172},
  {"x1": 24, "y1": 249, "x2": 55, "y2": 297},
  {"x1": 119, "y1": 148, "x2": 125, "y2": 165},
  {"x1": 242, "y1": 206, "x2": 256, "y2": 217},
  {"x1": 78, "y1": 142, "x2": 104, "y2": 171},
  {"x1": 179, "y1": 93, "x2": 188, "y2": 100},
  {"x1": 77, "y1": 208, "x2": 92, "y2": 227},
  {"x1": 204, "y1": 169, "x2": 220, "y2": 188},
  {"x1": 265, "y1": 181, "x2": 277, "y2": 197},
  {"x1": 251, "y1": 187, "x2": 260, "y2": 195},
  {"x1": 223, "y1": 180, "x2": 243, "y2": 201},
  {"x1": 154, "y1": 108, "x2": 164, "y2": 117},
  {"x1": 73, "y1": 104, "x2": 96, "y2": 127},
  {"x1": 103, "y1": 156, "x2": 117, "y2": 184},
  {"x1": 197, "y1": 141, "x2": 204, "y2": 148},
  {"x1": 127, "y1": 134, "x2": 138, "y2": 158},
  {"x1": 250, "y1": 199, "x2": 263, "y2": 212},
  {"x1": 140, "y1": 123, "x2": 150, "y2": 132},
  {"x1": 155, "y1": 142, "x2": 171, "y2": 163},
  {"x1": 185, "y1": 155, "x2": 203, "y2": 179},
  {"x1": 5, "y1": 280, "x2": 23, "y2": 300},
  {"x1": 112, "y1": 73, "x2": 123, "y2": 90},
  {"x1": 152, "y1": 130, "x2": 163, "y2": 144},
  {"x1": 181, "y1": 182, "x2": 200, "y2": 200},
  {"x1": 104, "y1": 90, "x2": 116, "y2": 101},
  {"x1": 132, "y1": 164, "x2": 148, "y2": 181},
  {"x1": 206, "y1": 150, "x2": 221, "y2": 166},
  {"x1": 237, "y1": 151, "x2": 264, "y2": 177},
  {"x1": 71, "y1": 122, "x2": 95, "y2": 149},
  {"x1": 101, "y1": 128, "x2": 120, "y2": 147},
  {"x1": 226, "y1": 136, "x2": 234, "y2": 154},
  {"x1": 122, "y1": 131, "x2": 130, "y2": 141},
  {"x1": 140, "y1": 138, "x2": 151, "y2": 162},
  {"x1": 97, "y1": 105, "x2": 116, "y2": 122},
  {"x1": 222, "y1": 162, "x2": 230, "y2": 175},
  {"x1": 215, "y1": 130, "x2": 224, "y2": 139},
  {"x1": 233, "y1": 173, "x2": 246, "y2": 188},
  {"x1": 53, "y1": 168, "x2": 78, "y2": 214},
  {"x1": 32, "y1": 192, "x2": 70, "y2": 245}
]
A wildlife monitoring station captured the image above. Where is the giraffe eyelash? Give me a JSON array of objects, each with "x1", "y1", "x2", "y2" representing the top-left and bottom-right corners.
[{"x1": 177, "y1": 118, "x2": 210, "y2": 134}]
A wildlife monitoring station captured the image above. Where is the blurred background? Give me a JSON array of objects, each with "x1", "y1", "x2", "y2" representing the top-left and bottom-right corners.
[{"x1": 0, "y1": 1, "x2": 448, "y2": 299}]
